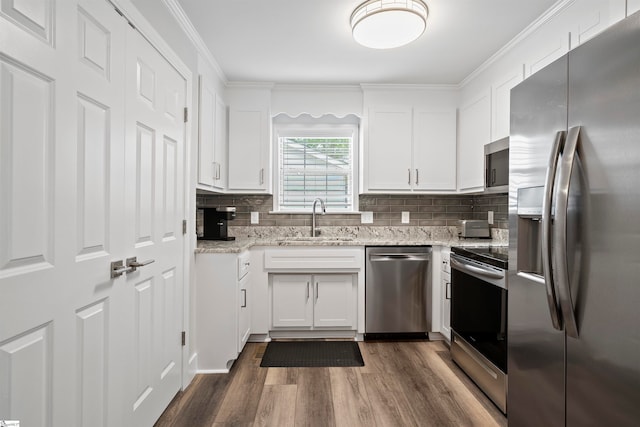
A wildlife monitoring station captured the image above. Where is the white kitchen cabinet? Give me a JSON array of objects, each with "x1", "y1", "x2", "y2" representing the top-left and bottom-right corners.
[
  {"x1": 271, "y1": 273, "x2": 356, "y2": 330},
  {"x1": 365, "y1": 105, "x2": 456, "y2": 192},
  {"x1": 313, "y1": 275, "x2": 355, "y2": 328},
  {"x1": 197, "y1": 76, "x2": 227, "y2": 191},
  {"x1": 195, "y1": 251, "x2": 251, "y2": 372},
  {"x1": 238, "y1": 258, "x2": 251, "y2": 351},
  {"x1": 458, "y1": 89, "x2": 491, "y2": 192},
  {"x1": 440, "y1": 249, "x2": 452, "y2": 341},
  {"x1": 491, "y1": 67, "x2": 524, "y2": 141},
  {"x1": 413, "y1": 109, "x2": 457, "y2": 191},
  {"x1": 630, "y1": 0, "x2": 640, "y2": 16},
  {"x1": 271, "y1": 274, "x2": 313, "y2": 328},
  {"x1": 227, "y1": 85, "x2": 272, "y2": 193},
  {"x1": 366, "y1": 105, "x2": 413, "y2": 191}
]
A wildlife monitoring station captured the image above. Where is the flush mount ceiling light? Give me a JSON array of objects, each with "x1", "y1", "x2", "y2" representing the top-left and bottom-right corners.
[{"x1": 350, "y1": 0, "x2": 429, "y2": 49}]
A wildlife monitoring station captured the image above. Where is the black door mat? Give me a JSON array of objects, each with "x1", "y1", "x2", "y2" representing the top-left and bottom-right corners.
[{"x1": 260, "y1": 341, "x2": 365, "y2": 368}]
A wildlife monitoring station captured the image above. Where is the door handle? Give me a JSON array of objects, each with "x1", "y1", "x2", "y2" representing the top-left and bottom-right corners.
[
  {"x1": 241, "y1": 289, "x2": 247, "y2": 308},
  {"x1": 541, "y1": 130, "x2": 565, "y2": 331},
  {"x1": 306, "y1": 282, "x2": 310, "y2": 300},
  {"x1": 408, "y1": 168, "x2": 411, "y2": 185},
  {"x1": 445, "y1": 282, "x2": 451, "y2": 300},
  {"x1": 553, "y1": 126, "x2": 582, "y2": 338},
  {"x1": 110, "y1": 260, "x2": 133, "y2": 278},
  {"x1": 126, "y1": 256, "x2": 155, "y2": 273},
  {"x1": 450, "y1": 256, "x2": 504, "y2": 280},
  {"x1": 415, "y1": 169, "x2": 419, "y2": 185}
]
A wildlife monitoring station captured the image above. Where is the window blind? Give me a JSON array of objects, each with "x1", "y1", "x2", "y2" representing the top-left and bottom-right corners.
[{"x1": 279, "y1": 137, "x2": 353, "y2": 211}]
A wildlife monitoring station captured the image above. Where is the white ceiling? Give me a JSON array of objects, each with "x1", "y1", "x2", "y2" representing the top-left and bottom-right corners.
[{"x1": 175, "y1": 0, "x2": 558, "y2": 85}]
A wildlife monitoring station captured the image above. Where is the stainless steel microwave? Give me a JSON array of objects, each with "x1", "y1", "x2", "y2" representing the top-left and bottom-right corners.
[{"x1": 484, "y1": 137, "x2": 509, "y2": 193}]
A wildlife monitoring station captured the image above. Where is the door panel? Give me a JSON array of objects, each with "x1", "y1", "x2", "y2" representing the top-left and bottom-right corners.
[
  {"x1": 1, "y1": 1, "x2": 186, "y2": 425},
  {"x1": 0, "y1": 324, "x2": 52, "y2": 426},
  {"x1": 0, "y1": 57, "x2": 54, "y2": 275},
  {"x1": 125, "y1": 24, "x2": 185, "y2": 426},
  {"x1": 272, "y1": 274, "x2": 313, "y2": 328},
  {"x1": 508, "y1": 54, "x2": 568, "y2": 427},
  {"x1": 366, "y1": 106, "x2": 412, "y2": 190},
  {"x1": 565, "y1": 14, "x2": 640, "y2": 426},
  {"x1": 314, "y1": 275, "x2": 354, "y2": 328}
]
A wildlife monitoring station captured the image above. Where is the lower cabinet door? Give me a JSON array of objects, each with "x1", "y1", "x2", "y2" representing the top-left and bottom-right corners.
[
  {"x1": 238, "y1": 273, "x2": 251, "y2": 352},
  {"x1": 271, "y1": 274, "x2": 313, "y2": 328},
  {"x1": 313, "y1": 274, "x2": 355, "y2": 328},
  {"x1": 441, "y1": 272, "x2": 451, "y2": 341}
]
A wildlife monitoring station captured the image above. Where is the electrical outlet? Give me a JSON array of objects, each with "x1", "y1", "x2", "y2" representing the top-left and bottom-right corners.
[
  {"x1": 401, "y1": 211, "x2": 410, "y2": 224},
  {"x1": 488, "y1": 210, "x2": 494, "y2": 225},
  {"x1": 361, "y1": 211, "x2": 373, "y2": 224},
  {"x1": 251, "y1": 212, "x2": 259, "y2": 224}
]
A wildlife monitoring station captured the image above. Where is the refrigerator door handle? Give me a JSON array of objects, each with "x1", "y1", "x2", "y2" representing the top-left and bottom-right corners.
[
  {"x1": 553, "y1": 125, "x2": 581, "y2": 338},
  {"x1": 542, "y1": 130, "x2": 566, "y2": 331}
]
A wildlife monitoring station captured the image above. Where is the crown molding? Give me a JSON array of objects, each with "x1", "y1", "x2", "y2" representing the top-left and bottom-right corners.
[
  {"x1": 459, "y1": 0, "x2": 575, "y2": 88},
  {"x1": 360, "y1": 83, "x2": 458, "y2": 91},
  {"x1": 226, "y1": 82, "x2": 276, "y2": 90},
  {"x1": 161, "y1": 0, "x2": 227, "y2": 84},
  {"x1": 274, "y1": 84, "x2": 363, "y2": 92}
]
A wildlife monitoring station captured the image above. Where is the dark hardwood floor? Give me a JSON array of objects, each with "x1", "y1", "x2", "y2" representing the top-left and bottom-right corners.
[{"x1": 155, "y1": 340, "x2": 507, "y2": 427}]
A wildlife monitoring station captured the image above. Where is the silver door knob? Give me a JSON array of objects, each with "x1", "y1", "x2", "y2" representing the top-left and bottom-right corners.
[
  {"x1": 126, "y1": 256, "x2": 155, "y2": 273},
  {"x1": 111, "y1": 260, "x2": 133, "y2": 278}
]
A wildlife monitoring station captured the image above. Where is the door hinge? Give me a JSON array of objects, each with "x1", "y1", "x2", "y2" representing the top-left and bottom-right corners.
[
  {"x1": 184, "y1": 107, "x2": 188, "y2": 123},
  {"x1": 181, "y1": 331, "x2": 186, "y2": 346},
  {"x1": 182, "y1": 219, "x2": 187, "y2": 235}
]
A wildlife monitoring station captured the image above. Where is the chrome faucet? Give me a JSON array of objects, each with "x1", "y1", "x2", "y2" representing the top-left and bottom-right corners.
[{"x1": 311, "y1": 198, "x2": 326, "y2": 237}]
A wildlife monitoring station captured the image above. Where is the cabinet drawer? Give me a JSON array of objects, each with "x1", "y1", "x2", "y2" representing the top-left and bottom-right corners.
[
  {"x1": 441, "y1": 252, "x2": 451, "y2": 274},
  {"x1": 264, "y1": 248, "x2": 363, "y2": 271},
  {"x1": 238, "y1": 252, "x2": 251, "y2": 280}
]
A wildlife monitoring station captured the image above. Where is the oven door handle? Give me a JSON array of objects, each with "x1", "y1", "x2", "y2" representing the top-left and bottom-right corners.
[{"x1": 450, "y1": 256, "x2": 504, "y2": 280}]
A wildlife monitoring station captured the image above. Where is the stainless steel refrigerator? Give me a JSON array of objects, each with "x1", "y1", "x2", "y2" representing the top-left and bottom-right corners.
[{"x1": 508, "y1": 11, "x2": 640, "y2": 427}]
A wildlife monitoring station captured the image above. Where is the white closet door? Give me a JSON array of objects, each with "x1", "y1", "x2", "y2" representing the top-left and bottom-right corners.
[
  {"x1": 124, "y1": 24, "x2": 186, "y2": 427},
  {"x1": 0, "y1": 1, "x2": 187, "y2": 426},
  {"x1": 0, "y1": 0, "x2": 127, "y2": 425}
]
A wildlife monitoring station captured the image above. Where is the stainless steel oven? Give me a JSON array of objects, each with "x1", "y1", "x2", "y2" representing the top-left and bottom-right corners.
[{"x1": 450, "y1": 246, "x2": 507, "y2": 413}]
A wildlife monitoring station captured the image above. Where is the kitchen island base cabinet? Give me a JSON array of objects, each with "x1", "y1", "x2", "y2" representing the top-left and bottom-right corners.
[
  {"x1": 195, "y1": 251, "x2": 251, "y2": 373},
  {"x1": 270, "y1": 274, "x2": 356, "y2": 331}
]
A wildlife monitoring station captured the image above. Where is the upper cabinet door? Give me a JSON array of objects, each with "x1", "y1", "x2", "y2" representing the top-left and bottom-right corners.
[
  {"x1": 458, "y1": 89, "x2": 491, "y2": 192},
  {"x1": 491, "y1": 67, "x2": 524, "y2": 141},
  {"x1": 413, "y1": 109, "x2": 457, "y2": 191},
  {"x1": 197, "y1": 76, "x2": 215, "y2": 188},
  {"x1": 228, "y1": 108, "x2": 268, "y2": 191},
  {"x1": 213, "y1": 93, "x2": 227, "y2": 190},
  {"x1": 366, "y1": 105, "x2": 413, "y2": 191},
  {"x1": 227, "y1": 86, "x2": 272, "y2": 193}
]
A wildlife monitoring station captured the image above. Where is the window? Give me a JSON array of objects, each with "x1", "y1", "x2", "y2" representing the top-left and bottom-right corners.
[{"x1": 274, "y1": 118, "x2": 358, "y2": 212}]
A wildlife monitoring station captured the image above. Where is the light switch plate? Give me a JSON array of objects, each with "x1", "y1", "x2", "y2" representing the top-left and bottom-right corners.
[
  {"x1": 488, "y1": 210, "x2": 494, "y2": 225},
  {"x1": 361, "y1": 211, "x2": 373, "y2": 224},
  {"x1": 401, "y1": 211, "x2": 410, "y2": 224},
  {"x1": 251, "y1": 211, "x2": 259, "y2": 224}
]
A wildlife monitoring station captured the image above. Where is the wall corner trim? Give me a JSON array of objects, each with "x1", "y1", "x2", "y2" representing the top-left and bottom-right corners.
[
  {"x1": 162, "y1": 0, "x2": 228, "y2": 84},
  {"x1": 459, "y1": 0, "x2": 576, "y2": 88}
]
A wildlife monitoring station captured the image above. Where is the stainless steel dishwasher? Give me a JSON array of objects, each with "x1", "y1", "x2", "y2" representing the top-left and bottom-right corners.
[{"x1": 365, "y1": 246, "x2": 432, "y2": 339}]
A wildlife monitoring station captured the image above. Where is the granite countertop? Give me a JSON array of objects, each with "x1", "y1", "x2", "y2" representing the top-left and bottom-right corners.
[{"x1": 195, "y1": 226, "x2": 507, "y2": 254}]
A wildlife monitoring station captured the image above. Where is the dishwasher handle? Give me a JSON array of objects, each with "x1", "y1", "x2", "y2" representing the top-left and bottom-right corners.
[{"x1": 370, "y1": 253, "x2": 431, "y2": 262}]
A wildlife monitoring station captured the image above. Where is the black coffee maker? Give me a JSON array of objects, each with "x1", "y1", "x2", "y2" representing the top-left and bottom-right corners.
[{"x1": 200, "y1": 207, "x2": 236, "y2": 241}]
